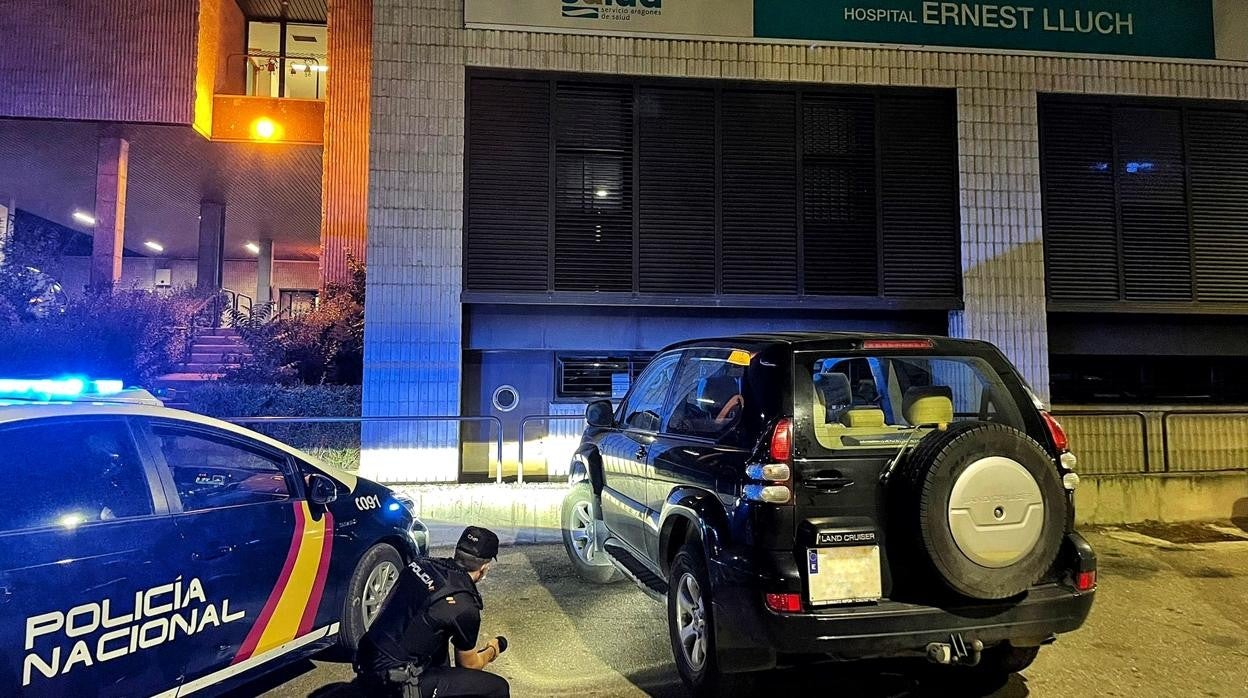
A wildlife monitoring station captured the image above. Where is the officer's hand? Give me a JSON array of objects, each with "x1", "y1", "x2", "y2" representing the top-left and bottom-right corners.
[{"x1": 495, "y1": 636, "x2": 508, "y2": 654}]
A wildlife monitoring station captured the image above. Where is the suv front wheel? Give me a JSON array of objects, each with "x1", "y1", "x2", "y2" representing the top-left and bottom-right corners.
[{"x1": 561, "y1": 484, "x2": 623, "y2": 584}]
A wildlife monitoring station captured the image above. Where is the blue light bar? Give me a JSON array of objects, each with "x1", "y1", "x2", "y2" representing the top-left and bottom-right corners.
[{"x1": 0, "y1": 377, "x2": 127, "y2": 399}]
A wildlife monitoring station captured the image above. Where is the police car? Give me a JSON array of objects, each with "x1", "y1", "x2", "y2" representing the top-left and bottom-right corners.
[{"x1": 0, "y1": 378, "x2": 429, "y2": 696}]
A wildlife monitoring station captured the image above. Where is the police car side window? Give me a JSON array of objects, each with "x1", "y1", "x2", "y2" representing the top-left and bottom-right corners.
[
  {"x1": 0, "y1": 419, "x2": 153, "y2": 533},
  {"x1": 153, "y1": 427, "x2": 291, "y2": 511}
]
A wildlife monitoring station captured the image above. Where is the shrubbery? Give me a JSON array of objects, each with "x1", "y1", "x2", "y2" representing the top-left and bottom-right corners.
[
  {"x1": 226, "y1": 257, "x2": 365, "y2": 385},
  {"x1": 186, "y1": 383, "x2": 363, "y2": 471},
  {"x1": 0, "y1": 286, "x2": 201, "y2": 383}
]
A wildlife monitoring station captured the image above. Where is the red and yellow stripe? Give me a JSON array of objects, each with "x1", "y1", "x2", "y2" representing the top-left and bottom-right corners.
[{"x1": 234, "y1": 501, "x2": 335, "y2": 663}]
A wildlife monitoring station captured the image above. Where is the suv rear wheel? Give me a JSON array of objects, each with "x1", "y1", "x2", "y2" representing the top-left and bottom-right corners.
[
  {"x1": 561, "y1": 484, "x2": 623, "y2": 584},
  {"x1": 667, "y1": 543, "x2": 754, "y2": 696}
]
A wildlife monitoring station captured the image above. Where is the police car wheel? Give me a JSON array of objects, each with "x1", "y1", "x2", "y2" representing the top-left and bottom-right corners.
[
  {"x1": 562, "y1": 484, "x2": 623, "y2": 584},
  {"x1": 339, "y1": 542, "x2": 403, "y2": 652}
]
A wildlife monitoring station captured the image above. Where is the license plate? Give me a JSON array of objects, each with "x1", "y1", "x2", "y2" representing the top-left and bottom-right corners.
[{"x1": 806, "y1": 545, "x2": 882, "y2": 606}]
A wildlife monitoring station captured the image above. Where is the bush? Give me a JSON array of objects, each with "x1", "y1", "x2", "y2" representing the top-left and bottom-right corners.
[
  {"x1": 226, "y1": 257, "x2": 365, "y2": 385},
  {"x1": 0, "y1": 287, "x2": 200, "y2": 384},
  {"x1": 185, "y1": 383, "x2": 363, "y2": 471}
]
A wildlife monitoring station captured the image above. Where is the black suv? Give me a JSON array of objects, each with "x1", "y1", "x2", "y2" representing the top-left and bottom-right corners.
[{"x1": 561, "y1": 333, "x2": 1095, "y2": 694}]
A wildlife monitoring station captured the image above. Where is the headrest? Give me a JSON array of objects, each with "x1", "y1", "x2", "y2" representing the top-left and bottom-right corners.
[
  {"x1": 697, "y1": 375, "x2": 740, "y2": 408},
  {"x1": 903, "y1": 385, "x2": 954, "y2": 425},
  {"x1": 840, "y1": 407, "x2": 886, "y2": 428},
  {"x1": 813, "y1": 372, "x2": 852, "y2": 408}
]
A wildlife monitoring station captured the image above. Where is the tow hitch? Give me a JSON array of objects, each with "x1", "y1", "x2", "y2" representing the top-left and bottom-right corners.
[{"x1": 926, "y1": 634, "x2": 983, "y2": 666}]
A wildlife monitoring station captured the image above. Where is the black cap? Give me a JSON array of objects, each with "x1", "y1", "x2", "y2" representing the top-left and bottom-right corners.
[{"x1": 456, "y1": 526, "x2": 499, "y2": 560}]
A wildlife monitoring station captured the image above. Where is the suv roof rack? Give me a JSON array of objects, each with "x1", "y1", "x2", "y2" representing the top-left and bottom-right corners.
[{"x1": 0, "y1": 377, "x2": 162, "y2": 407}]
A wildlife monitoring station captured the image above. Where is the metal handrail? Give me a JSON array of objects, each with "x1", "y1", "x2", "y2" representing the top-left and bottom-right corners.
[
  {"x1": 226, "y1": 415, "x2": 506, "y2": 484},
  {"x1": 1052, "y1": 410, "x2": 1151, "y2": 473},
  {"x1": 1160, "y1": 410, "x2": 1248, "y2": 474},
  {"x1": 516, "y1": 414, "x2": 586, "y2": 484}
]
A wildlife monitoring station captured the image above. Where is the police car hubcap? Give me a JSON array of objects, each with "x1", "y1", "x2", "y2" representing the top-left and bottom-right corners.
[
  {"x1": 570, "y1": 500, "x2": 599, "y2": 564},
  {"x1": 361, "y1": 561, "x2": 400, "y2": 627},
  {"x1": 675, "y1": 573, "x2": 707, "y2": 671},
  {"x1": 948, "y1": 456, "x2": 1045, "y2": 568}
]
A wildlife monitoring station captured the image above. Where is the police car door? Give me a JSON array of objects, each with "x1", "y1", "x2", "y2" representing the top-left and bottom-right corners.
[
  {"x1": 139, "y1": 420, "x2": 320, "y2": 689},
  {"x1": 0, "y1": 417, "x2": 184, "y2": 697}
]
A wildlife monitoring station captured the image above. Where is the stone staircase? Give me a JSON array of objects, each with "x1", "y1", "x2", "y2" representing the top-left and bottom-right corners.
[{"x1": 152, "y1": 328, "x2": 253, "y2": 402}]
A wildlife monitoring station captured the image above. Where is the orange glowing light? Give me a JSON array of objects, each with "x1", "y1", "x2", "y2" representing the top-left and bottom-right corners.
[{"x1": 251, "y1": 117, "x2": 280, "y2": 140}]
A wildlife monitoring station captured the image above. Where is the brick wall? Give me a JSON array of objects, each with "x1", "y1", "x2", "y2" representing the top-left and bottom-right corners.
[
  {"x1": 0, "y1": 0, "x2": 198, "y2": 124},
  {"x1": 364, "y1": 0, "x2": 1248, "y2": 481}
]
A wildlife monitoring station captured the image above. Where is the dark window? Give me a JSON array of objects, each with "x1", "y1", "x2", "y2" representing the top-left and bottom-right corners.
[
  {"x1": 1041, "y1": 97, "x2": 1248, "y2": 307},
  {"x1": 638, "y1": 87, "x2": 717, "y2": 293},
  {"x1": 618, "y1": 353, "x2": 681, "y2": 431},
  {"x1": 154, "y1": 426, "x2": 291, "y2": 511},
  {"x1": 554, "y1": 83, "x2": 634, "y2": 291},
  {"x1": 466, "y1": 78, "x2": 550, "y2": 291},
  {"x1": 721, "y1": 90, "x2": 798, "y2": 294},
  {"x1": 1051, "y1": 355, "x2": 1248, "y2": 405},
  {"x1": 556, "y1": 355, "x2": 652, "y2": 400},
  {"x1": 665, "y1": 349, "x2": 748, "y2": 440},
  {"x1": 802, "y1": 95, "x2": 878, "y2": 295},
  {"x1": 465, "y1": 72, "x2": 961, "y2": 306},
  {"x1": 0, "y1": 419, "x2": 152, "y2": 533}
]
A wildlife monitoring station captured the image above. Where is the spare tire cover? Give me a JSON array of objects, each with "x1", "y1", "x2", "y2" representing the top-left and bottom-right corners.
[{"x1": 892, "y1": 421, "x2": 1067, "y2": 600}]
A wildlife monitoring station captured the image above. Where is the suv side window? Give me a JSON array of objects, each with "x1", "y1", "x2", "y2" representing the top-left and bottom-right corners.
[
  {"x1": 618, "y1": 352, "x2": 681, "y2": 432},
  {"x1": 665, "y1": 349, "x2": 748, "y2": 440},
  {"x1": 0, "y1": 419, "x2": 153, "y2": 533},
  {"x1": 153, "y1": 425, "x2": 292, "y2": 511}
]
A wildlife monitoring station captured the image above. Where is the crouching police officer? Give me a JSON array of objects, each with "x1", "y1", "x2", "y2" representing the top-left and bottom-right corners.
[{"x1": 354, "y1": 526, "x2": 510, "y2": 698}]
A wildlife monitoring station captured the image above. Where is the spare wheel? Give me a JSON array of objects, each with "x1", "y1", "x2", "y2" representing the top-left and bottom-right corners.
[{"x1": 892, "y1": 421, "x2": 1066, "y2": 600}]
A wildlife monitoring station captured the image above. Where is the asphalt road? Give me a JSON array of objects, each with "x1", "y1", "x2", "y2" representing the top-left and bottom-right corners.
[{"x1": 239, "y1": 525, "x2": 1248, "y2": 697}]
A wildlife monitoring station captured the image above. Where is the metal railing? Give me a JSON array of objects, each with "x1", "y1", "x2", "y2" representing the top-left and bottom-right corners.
[
  {"x1": 516, "y1": 414, "x2": 587, "y2": 484},
  {"x1": 1055, "y1": 408, "x2": 1248, "y2": 475},
  {"x1": 227, "y1": 415, "x2": 505, "y2": 484},
  {"x1": 1053, "y1": 410, "x2": 1150, "y2": 474}
]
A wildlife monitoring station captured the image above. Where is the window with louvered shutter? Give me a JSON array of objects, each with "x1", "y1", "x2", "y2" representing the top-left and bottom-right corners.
[
  {"x1": 721, "y1": 90, "x2": 798, "y2": 294},
  {"x1": 878, "y1": 95, "x2": 960, "y2": 299},
  {"x1": 1041, "y1": 103, "x2": 1119, "y2": 302},
  {"x1": 638, "y1": 87, "x2": 716, "y2": 294},
  {"x1": 465, "y1": 78, "x2": 550, "y2": 291},
  {"x1": 801, "y1": 94, "x2": 877, "y2": 296},
  {"x1": 1188, "y1": 109, "x2": 1248, "y2": 302},
  {"x1": 1116, "y1": 107, "x2": 1191, "y2": 302},
  {"x1": 1041, "y1": 97, "x2": 1248, "y2": 308},
  {"x1": 554, "y1": 83, "x2": 634, "y2": 292}
]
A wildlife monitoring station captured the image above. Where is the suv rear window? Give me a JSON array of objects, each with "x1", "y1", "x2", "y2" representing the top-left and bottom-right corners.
[{"x1": 798, "y1": 353, "x2": 1026, "y2": 451}]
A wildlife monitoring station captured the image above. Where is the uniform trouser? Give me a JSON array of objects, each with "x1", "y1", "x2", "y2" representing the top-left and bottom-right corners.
[{"x1": 415, "y1": 665, "x2": 510, "y2": 698}]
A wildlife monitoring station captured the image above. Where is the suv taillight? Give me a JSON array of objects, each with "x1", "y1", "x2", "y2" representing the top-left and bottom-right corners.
[
  {"x1": 745, "y1": 419, "x2": 794, "y2": 505},
  {"x1": 1041, "y1": 411, "x2": 1069, "y2": 452}
]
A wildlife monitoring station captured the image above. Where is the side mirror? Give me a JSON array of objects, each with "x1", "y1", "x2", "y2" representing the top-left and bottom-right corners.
[
  {"x1": 307, "y1": 473, "x2": 339, "y2": 506},
  {"x1": 585, "y1": 399, "x2": 615, "y2": 428}
]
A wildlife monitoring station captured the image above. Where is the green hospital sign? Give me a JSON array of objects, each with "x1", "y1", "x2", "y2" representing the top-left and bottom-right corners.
[
  {"x1": 467, "y1": 0, "x2": 1240, "y2": 61},
  {"x1": 754, "y1": 1, "x2": 1216, "y2": 59}
]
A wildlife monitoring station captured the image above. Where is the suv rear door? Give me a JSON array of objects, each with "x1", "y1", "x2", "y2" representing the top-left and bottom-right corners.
[{"x1": 0, "y1": 416, "x2": 183, "y2": 697}]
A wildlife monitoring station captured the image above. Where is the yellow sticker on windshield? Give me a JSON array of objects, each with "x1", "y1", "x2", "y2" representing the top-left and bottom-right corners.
[{"x1": 727, "y1": 349, "x2": 752, "y2": 366}]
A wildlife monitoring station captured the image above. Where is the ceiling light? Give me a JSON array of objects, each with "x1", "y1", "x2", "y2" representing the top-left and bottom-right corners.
[
  {"x1": 245, "y1": 242, "x2": 261, "y2": 254},
  {"x1": 594, "y1": 188, "x2": 609, "y2": 198},
  {"x1": 312, "y1": 65, "x2": 328, "y2": 73},
  {"x1": 72, "y1": 210, "x2": 96, "y2": 226},
  {"x1": 144, "y1": 241, "x2": 164, "y2": 253}
]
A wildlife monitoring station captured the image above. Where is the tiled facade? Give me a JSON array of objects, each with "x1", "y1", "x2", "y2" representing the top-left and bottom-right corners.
[{"x1": 362, "y1": 1, "x2": 1248, "y2": 481}]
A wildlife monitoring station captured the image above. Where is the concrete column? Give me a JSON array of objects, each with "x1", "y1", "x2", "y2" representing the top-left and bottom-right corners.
[
  {"x1": 949, "y1": 88, "x2": 1050, "y2": 402},
  {"x1": 90, "y1": 137, "x2": 129, "y2": 287},
  {"x1": 256, "y1": 237, "x2": 274, "y2": 305},
  {"x1": 321, "y1": 0, "x2": 372, "y2": 286},
  {"x1": 197, "y1": 201, "x2": 225, "y2": 291}
]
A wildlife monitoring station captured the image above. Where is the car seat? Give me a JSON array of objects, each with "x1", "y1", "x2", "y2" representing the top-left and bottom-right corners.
[{"x1": 902, "y1": 385, "x2": 954, "y2": 425}]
